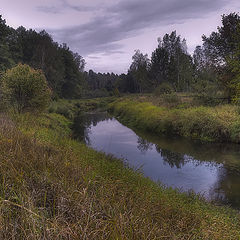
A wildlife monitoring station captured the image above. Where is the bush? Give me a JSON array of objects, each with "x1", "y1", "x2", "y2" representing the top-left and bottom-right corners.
[
  {"x1": 230, "y1": 80, "x2": 240, "y2": 104},
  {"x1": 161, "y1": 93, "x2": 180, "y2": 105},
  {"x1": 113, "y1": 87, "x2": 121, "y2": 97},
  {"x1": 55, "y1": 106, "x2": 75, "y2": 120},
  {"x1": 1, "y1": 64, "x2": 51, "y2": 113},
  {"x1": 154, "y1": 82, "x2": 173, "y2": 96},
  {"x1": 192, "y1": 80, "x2": 225, "y2": 106}
]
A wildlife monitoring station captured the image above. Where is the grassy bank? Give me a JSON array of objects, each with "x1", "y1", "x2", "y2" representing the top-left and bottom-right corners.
[
  {"x1": 0, "y1": 112, "x2": 240, "y2": 239},
  {"x1": 48, "y1": 97, "x2": 115, "y2": 120},
  {"x1": 108, "y1": 98, "x2": 240, "y2": 143}
]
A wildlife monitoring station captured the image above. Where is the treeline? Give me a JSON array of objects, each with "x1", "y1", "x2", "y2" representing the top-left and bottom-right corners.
[
  {"x1": 85, "y1": 12, "x2": 240, "y2": 103},
  {"x1": 1, "y1": 13, "x2": 240, "y2": 101},
  {"x1": 119, "y1": 13, "x2": 240, "y2": 103},
  {"x1": 84, "y1": 70, "x2": 123, "y2": 97},
  {"x1": 120, "y1": 33, "x2": 193, "y2": 93},
  {"x1": 0, "y1": 16, "x2": 88, "y2": 99}
]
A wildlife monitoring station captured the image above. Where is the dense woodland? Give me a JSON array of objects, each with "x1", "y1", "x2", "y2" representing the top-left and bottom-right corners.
[{"x1": 1, "y1": 13, "x2": 240, "y2": 102}]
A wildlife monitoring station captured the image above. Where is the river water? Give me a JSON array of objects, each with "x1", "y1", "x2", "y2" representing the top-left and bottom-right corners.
[{"x1": 73, "y1": 112, "x2": 240, "y2": 209}]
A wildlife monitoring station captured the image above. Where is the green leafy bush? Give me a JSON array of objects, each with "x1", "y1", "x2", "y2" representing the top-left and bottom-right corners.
[
  {"x1": 1, "y1": 64, "x2": 51, "y2": 113},
  {"x1": 230, "y1": 80, "x2": 240, "y2": 104},
  {"x1": 154, "y1": 82, "x2": 173, "y2": 96},
  {"x1": 192, "y1": 79, "x2": 225, "y2": 106}
]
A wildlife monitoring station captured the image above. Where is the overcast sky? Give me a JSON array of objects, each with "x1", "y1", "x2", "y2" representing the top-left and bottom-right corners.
[{"x1": 1, "y1": 0, "x2": 240, "y2": 73}]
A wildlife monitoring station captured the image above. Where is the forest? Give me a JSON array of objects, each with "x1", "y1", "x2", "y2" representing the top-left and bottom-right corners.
[{"x1": 1, "y1": 13, "x2": 240, "y2": 103}]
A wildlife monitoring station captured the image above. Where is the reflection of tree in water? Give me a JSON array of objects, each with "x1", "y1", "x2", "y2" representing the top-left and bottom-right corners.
[
  {"x1": 90, "y1": 112, "x2": 112, "y2": 127},
  {"x1": 72, "y1": 112, "x2": 112, "y2": 144},
  {"x1": 137, "y1": 137, "x2": 153, "y2": 154},
  {"x1": 208, "y1": 167, "x2": 240, "y2": 209},
  {"x1": 156, "y1": 146, "x2": 186, "y2": 169},
  {"x1": 72, "y1": 112, "x2": 91, "y2": 144},
  {"x1": 137, "y1": 136, "x2": 186, "y2": 168}
]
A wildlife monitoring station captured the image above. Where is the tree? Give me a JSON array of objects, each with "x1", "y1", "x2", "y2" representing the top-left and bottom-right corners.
[
  {"x1": 1, "y1": 64, "x2": 51, "y2": 113},
  {"x1": 60, "y1": 43, "x2": 86, "y2": 98},
  {"x1": 0, "y1": 15, "x2": 14, "y2": 71},
  {"x1": 150, "y1": 31, "x2": 194, "y2": 91},
  {"x1": 0, "y1": 15, "x2": 88, "y2": 99},
  {"x1": 193, "y1": 45, "x2": 219, "y2": 96},
  {"x1": 227, "y1": 27, "x2": 240, "y2": 103},
  {"x1": 150, "y1": 43, "x2": 169, "y2": 86},
  {"x1": 128, "y1": 50, "x2": 151, "y2": 93},
  {"x1": 202, "y1": 13, "x2": 240, "y2": 101},
  {"x1": 203, "y1": 13, "x2": 240, "y2": 66}
]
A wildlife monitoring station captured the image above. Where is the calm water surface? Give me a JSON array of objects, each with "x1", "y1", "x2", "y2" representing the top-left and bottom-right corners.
[{"x1": 73, "y1": 112, "x2": 240, "y2": 209}]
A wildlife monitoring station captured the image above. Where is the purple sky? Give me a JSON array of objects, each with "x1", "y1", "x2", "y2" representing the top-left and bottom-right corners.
[{"x1": 1, "y1": 0, "x2": 240, "y2": 73}]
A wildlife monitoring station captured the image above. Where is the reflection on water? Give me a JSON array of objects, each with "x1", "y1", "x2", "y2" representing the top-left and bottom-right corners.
[{"x1": 72, "y1": 112, "x2": 240, "y2": 209}]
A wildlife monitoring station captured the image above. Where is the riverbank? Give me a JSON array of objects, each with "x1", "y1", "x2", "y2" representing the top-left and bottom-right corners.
[
  {"x1": 48, "y1": 97, "x2": 115, "y2": 119},
  {"x1": 0, "y1": 111, "x2": 240, "y2": 239},
  {"x1": 108, "y1": 97, "x2": 240, "y2": 143}
]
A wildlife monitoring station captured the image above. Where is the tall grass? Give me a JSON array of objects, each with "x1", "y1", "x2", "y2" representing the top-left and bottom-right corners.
[
  {"x1": 48, "y1": 97, "x2": 115, "y2": 120},
  {"x1": 109, "y1": 99, "x2": 240, "y2": 143},
  {"x1": 0, "y1": 113, "x2": 239, "y2": 239}
]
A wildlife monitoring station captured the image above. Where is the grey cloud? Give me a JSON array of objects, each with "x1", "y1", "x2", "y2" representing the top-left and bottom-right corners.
[
  {"x1": 37, "y1": 0, "x2": 99, "y2": 14},
  {"x1": 49, "y1": 0, "x2": 230, "y2": 56},
  {"x1": 36, "y1": 6, "x2": 63, "y2": 14},
  {"x1": 87, "y1": 56, "x2": 101, "y2": 60}
]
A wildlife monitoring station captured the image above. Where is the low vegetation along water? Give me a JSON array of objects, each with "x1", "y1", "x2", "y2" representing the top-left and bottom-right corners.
[{"x1": 74, "y1": 111, "x2": 240, "y2": 209}]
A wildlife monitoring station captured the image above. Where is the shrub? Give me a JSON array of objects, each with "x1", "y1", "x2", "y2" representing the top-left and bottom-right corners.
[
  {"x1": 55, "y1": 106, "x2": 75, "y2": 120},
  {"x1": 1, "y1": 64, "x2": 51, "y2": 113},
  {"x1": 154, "y1": 82, "x2": 173, "y2": 96},
  {"x1": 192, "y1": 80, "x2": 225, "y2": 106},
  {"x1": 230, "y1": 80, "x2": 240, "y2": 104},
  {"x1": 113, "y1": 87, "x2": 121, "y2": 97},
  {"x1": 161, "y1": 93, "x2": 180, "y2": 105}
]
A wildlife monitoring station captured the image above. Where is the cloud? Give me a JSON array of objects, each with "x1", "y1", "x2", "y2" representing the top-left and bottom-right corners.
[
  {"x1": 49, "y1": 0, "x2": 229, "y2": 56},
  {"x1": 36, "y1": 0, "x2": 99, "y2": 14},
  {"x1": 36, "y1": 6, "x2": 63, "y2": 14}
]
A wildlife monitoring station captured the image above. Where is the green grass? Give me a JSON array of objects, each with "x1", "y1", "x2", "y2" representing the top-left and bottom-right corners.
[
  {"x1": 122, "y1": 92, "x2": 228, "y2": 109},
  {"x1": 0, "y1": 112, "x2": 239, "y2": 239},
  {"x1": 109, "y1": 98, "x2": 240, "y2": 143},
  {"x1": 48, "y1": 97, "x2": 115, "y2": 120}
]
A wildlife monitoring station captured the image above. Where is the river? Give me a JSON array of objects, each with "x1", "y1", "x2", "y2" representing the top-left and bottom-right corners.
[{"x1": 73, "y1": 111, "x2": 240, "y2": 209}]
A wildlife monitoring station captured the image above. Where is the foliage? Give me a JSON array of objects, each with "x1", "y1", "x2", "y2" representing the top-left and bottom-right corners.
[
  {"x1": 0, "y1": 16, "x2": 86, "y2": 99},
  {"x1": 113, "y1": 87, "x2": 120, "y2": 97},
  {"x1": 202, "y1": 13, "x2": 240, "y2": 66},
  {"x1": 226, "y1": 27, "x2": 240, "y2": 103},
  {"x1": 85, "y1": 70, "x2": 120, "y2": 93},
  {"x1": 202, "y1": 13, "x2": 240, "y2": 101},
  {"x1": 128, "y1": 50, "x2": 151, "y2": 93},
  {"x1": 1, "y1": 64, "x2": 51, "y2": 113},
  {"x1": 193, "y1": 45, "x2": 218, "y2": 95},
  {"x1": 192, "y1": 77, "x2": 225, "y2": 106},
  {"x1": 150, "y1": 31, "x2": 194, "y2": 91},
  {"x1": 154, "y1": 82, "x2": 174, "y2": 95},
  {"x1": 48, "y1": 97, "x2": 115, "y2": 120},
  {"x1": 2, "y1": 13, "x2": 240, "y2": 103},
  {"x1": 0, "y1": 16, "x2": 15, "y2": 71}
]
